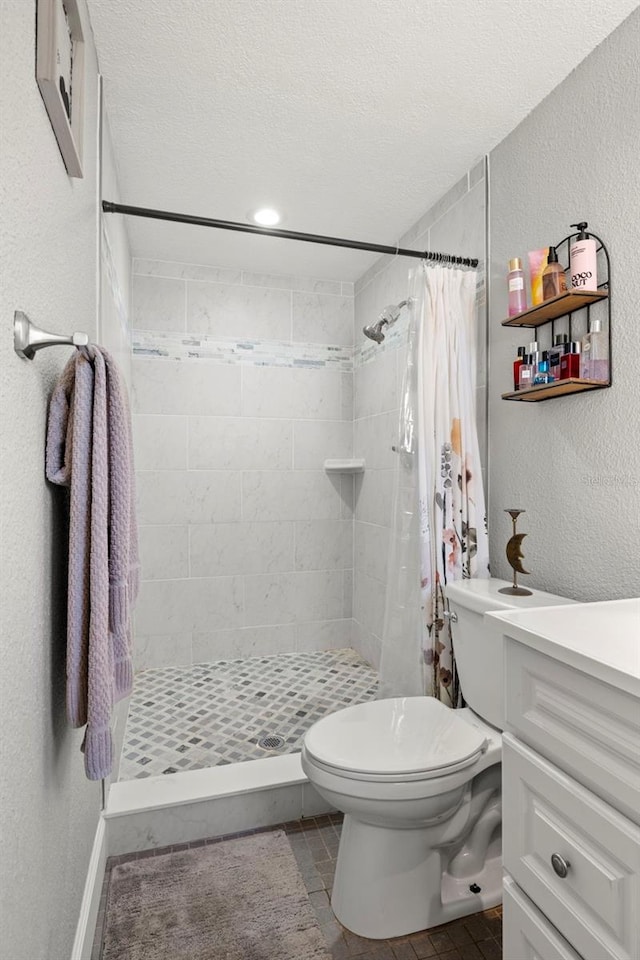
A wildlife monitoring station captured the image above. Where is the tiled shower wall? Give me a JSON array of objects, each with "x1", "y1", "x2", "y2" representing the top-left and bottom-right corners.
[
  {"x1": 132, "y1": 262, "x2": 355, "y2": 670},
  {"x1": 352, "y1": 160, "x2": 488, "y2": 669}
]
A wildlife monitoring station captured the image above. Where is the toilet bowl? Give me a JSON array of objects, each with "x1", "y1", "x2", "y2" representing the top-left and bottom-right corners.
[
  {"x1": 302, "y1": 576, "x2": 573, "y2": 939},
  {"x1": 301, "y1": 697, "x2": 502, "y2": 938}
]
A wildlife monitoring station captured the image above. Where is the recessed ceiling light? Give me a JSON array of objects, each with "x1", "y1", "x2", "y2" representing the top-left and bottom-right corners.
[{"x1": 251, "y1": 208, "x2": 281, "y2": 227}]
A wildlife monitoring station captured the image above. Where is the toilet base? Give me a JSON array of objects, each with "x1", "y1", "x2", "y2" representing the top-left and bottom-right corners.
[{"x1": 330, "y1": 815, "x2": 502, "y2": 940}]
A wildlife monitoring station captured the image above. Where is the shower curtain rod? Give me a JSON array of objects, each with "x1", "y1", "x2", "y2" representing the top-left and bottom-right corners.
[{"x1": 101, "y1": 202, "x2": 479, "y2": 267}]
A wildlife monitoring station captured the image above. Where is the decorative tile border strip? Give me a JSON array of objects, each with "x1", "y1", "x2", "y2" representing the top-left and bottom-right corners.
[{"x1": 133, "y1": 329, "x2": 354, "y2": 371}]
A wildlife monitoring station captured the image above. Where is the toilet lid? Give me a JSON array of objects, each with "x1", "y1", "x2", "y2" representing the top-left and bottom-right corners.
[{"x1": 303, "y1": 697, "x2": 487, "y2": 777}]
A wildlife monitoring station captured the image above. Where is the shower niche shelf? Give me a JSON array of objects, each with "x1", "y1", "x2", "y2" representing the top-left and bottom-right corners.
[
  {"x1": 324, "y1": 459, "x2": 365, "y2": 474},
  {"x1": 501, "y1": 223, "x2": 611, "y2": 403}
]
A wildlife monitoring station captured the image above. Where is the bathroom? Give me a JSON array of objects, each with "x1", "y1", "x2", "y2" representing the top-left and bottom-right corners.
[{"x1": 1, "y1": 2, "x2": 639, "y2": 958}]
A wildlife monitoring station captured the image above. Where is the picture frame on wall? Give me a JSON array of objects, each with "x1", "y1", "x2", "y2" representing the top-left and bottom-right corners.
[{"x1": 36, "y1": 0, "x2": 85, "y2": 178}]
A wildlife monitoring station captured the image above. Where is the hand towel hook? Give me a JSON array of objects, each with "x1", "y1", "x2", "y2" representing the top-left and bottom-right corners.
[{"x1": 14, "y1": 311, "x2": 89, "y2": 360}]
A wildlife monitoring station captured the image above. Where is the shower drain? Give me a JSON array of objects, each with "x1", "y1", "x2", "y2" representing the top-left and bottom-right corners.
[{"x1": 257, "y1": 734, "x2": 286, "y2": 750}]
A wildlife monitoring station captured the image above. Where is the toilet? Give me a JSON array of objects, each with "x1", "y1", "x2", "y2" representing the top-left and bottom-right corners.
[{"x1": 301, "y1": 576, "x2": 571, "y2": 939}]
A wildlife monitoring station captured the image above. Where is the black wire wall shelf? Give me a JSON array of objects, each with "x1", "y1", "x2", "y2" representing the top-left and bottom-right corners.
[{"x1": 501, "y1": 223, "x2": 611, "y2": 403}]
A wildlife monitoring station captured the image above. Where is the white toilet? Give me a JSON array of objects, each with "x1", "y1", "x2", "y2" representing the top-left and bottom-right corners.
[{"x1": 301, "y1": 576, "x2": 571, "y2": 939}]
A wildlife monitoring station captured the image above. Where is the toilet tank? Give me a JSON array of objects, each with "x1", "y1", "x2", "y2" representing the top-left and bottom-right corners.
[{"x1": 444, "y1": 578, "x2": 573, "y2": 730}]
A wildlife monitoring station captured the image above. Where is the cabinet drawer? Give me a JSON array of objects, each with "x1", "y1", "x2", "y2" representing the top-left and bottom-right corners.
[
  {"x1": 503, "y1": 734, "x2": 640, "y2": 960},
  {"x1": 504, "y1": 875, "x2": 583, "y2": 960},
  {"x1": 505, "y1": 639, "x2": 640, "y2": 824}
]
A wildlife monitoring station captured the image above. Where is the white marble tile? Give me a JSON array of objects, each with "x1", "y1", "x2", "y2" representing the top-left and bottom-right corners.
[
  {"x1": 134, "y1": 259, "x2": 242, "y2": 284},
  {"x1": 242, "y1": 365, "x2": 343, "y2": 420},
  {"x1": 353, "y1": 571, "x2": 386, "y2": 639},
  {"x1": 354, "y1": 521, "x2": 390, "y2": 584},
  {"x1": 108, "y1": 753, "x2": 306, "y2": 815},
  {"x1": 190, "y1": 521, "x2": 294, "y2": 577},
  {"x1": 292, "y1": 292, "x2": 353, "y2": 346},
  {"x1": 295, "y1": 618, "x2": 353, "y2": 653},
  {"x1": 351, "y1": 619, "x2": 383, "y2": 671},
  {"x1": 189, "y1": 417, "x2": 292, "y2": 470},
  {"x1": 343, "y1": 570, "x2": 353, "y2": 617},
  {"x1": 241, "y1": 272, "x2": 342, "y2": 295},
  {"x1": 106, "y1": 784, "x2": 306, "y2": 854},
  {"x1": 135, "y1": 576, "x2": 243, "y2": 635},
  {"x1": 243, "y1": 570, "x2": 344, "y2": 626},
  {"x1": 242, "y1": 471, "x2": 343, "y2": 522},
  {"x1": 354, "y1": 412, "x2": 397, "y2": 470},
  {"x1": 355, "y1": 348, "x2": 398, "y2": 419},
  {"x1": 132, "y1": 358, "x2": 241, "y2": 416},
  {"x1": 137, "y1": 471, "x2": 241, "y2": 525},
  {"x1": 354, "y1": 468, "x2": 394, "y2": 526},
  {"x1": 133, "y1": 633, "x2": 192, "y2": 671},
  {"x1": 132, "y1": 275, "x2": 185, "y2": 332},
  {"x1": 294, "y1": 520, "x2": 353, "y2": 571},
  {"x1": 138, "y1": 525, "x2": 189, "y2": 581},
  {"x1": 192, "y1": 623, "x2": 298, "y2": 662},
  {"x1": 187, "y1": 280, "x2": 291, "y2": 340},
  {"x1": 293, "y1": 420, "x2": 352, "y2": 470},
  {"x1": 133, "y1": 414, "x2": 188, "y2": 471},
  {"x1": 341, "y1": 371, "x2": 353, "y2": 421},
  {"x1": 339, "y1": 475, "x2": 355, "y2": 520}
]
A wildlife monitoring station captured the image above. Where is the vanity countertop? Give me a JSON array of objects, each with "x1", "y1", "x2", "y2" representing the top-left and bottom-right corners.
[{"x1": 486, "y1": 597, "x2": 640, "y2": 697}]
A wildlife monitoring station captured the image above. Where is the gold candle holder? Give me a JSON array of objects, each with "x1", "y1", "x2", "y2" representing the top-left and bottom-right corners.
[{"x1": 498, "y1": 508, "x2": 533, "y2": 596}]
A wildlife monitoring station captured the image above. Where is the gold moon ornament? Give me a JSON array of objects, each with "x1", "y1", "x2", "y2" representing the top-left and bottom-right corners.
[
  {"x1": 506, "y1": 532, "x2": 529, "y2": 575},
  {"x1": 498, "y1": 509, "x2": 533, "y2": 596}
]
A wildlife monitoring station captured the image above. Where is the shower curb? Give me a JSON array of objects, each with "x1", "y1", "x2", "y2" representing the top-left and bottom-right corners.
[{"x1": 104, "y1": 753, "x2": 332, "y2": 856}]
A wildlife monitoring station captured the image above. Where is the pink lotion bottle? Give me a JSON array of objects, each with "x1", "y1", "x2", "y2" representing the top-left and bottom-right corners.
[
  {"x1": 570, "y1": 222, "x2": 598, "y2": 291},
  {"x1": 507, "y1": 258, "x2": 527, "y2": 316}
]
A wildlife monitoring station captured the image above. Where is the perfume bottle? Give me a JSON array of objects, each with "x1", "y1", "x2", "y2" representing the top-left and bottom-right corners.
[
  {"x1": 549, "y1": 334, "x2": 569, "y2": 381},
  {"x1": 541, "y1": 246, "x2": 568, "y2": 301},
  {"x1": 507, "y1": 258, "x2": 527, "y2": 316},
  {"x1": 560, "y1": 342, "x2": 581, "y2": 379},
  {"x1": 518, "y1": 354, "x2": 534, "y2": 390},
  {"x1": 513, "y1": 346, "x2": 526, "y2": 390},
  {"x1": 533, "y1": 351, "x2": 555, "y2": 384},
  {"x1": 580, "y1": 318, "x2": 609, "y2": 381}
]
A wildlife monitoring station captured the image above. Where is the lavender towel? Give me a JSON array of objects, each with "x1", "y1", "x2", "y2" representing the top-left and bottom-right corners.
[{"x1": 46, "y1": 346, "x2": 139, "y2": 780}]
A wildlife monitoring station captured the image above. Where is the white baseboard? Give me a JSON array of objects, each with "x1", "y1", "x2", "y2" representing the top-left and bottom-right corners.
[{"x1": 71, "y1": 815, "x2": 107, "y2": 960}]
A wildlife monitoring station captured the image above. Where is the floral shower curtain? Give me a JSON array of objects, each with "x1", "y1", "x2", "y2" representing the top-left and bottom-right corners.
[{"x1": 416, "y1": 263, "x2": 489, "y2": 705}]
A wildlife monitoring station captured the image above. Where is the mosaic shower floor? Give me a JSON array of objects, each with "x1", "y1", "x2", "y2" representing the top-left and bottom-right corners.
[{"x1": 119, "y1": 648, "x2": 378, "y2": 781}]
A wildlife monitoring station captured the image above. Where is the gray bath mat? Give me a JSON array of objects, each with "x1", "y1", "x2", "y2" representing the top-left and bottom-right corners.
[{"x1": 101, "y1": 830, "x2": 331, "y2": 960}]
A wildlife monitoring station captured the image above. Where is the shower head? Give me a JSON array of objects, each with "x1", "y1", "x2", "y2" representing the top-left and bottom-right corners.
[{"x1": 362, "y1": 300, "x2": 409, "y2": 343}]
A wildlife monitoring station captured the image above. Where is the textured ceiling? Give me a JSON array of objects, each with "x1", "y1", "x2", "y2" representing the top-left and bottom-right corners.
[{"x1": 88, "y1": 0, "x2": 638, "y2": 279}]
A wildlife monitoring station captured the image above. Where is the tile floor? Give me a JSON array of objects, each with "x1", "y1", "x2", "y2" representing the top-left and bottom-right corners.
[
  {"x1": 93, "y1": 814, "x2": 502, "y2": 960},
  {"x1": 119, "y1": 648, "x2": 378, "y2": 780}
]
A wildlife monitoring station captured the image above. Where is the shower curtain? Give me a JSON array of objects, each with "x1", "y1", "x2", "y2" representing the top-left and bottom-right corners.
[{"x1": 378, "y1": 262, "x2": 489, "y2": 706}]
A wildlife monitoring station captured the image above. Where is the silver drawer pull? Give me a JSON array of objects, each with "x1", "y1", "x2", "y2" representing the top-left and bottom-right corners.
[{"x1": 551, "y1": 853, "x2": 570, "y2": 878}]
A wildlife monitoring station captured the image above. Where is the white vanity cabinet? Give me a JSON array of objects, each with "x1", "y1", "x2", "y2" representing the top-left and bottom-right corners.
[{"x1": 487, "y1": 599, "x2": 640, "y2": 960}]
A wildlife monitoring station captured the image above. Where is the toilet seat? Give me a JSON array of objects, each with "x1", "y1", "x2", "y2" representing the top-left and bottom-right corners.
[{"x1": 303, "y1": 697, "x2": 488, "y2": 784}]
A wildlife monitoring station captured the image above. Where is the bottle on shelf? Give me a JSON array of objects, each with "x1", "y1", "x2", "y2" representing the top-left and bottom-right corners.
[
  {"x1": 549, "y1": 334, "x2": 569, "y2": 381},
  {"x1": 541, "y1": 246, "x2": 568, "y2": 301},
  {"x1": 507, "y1": 258, "x2": 527, "y2": 316},
  {"x1": 513, "y1": 346, "x2": 526, "y2": 390},
  {"x1": 570, "y1": 223, "x2": 598, "y2": 291},
  {"x1": 559, "y1": 342, "x2": 581, "y2": 379},
  {"x1": 580, "y1": 318, "x2": 609, "y2": 381},
  {"x1": 533, "y1": 350, "x2": 555, "y2": 384},
  {"x1": 518, "y1": 353, "x2": 534, "y2": 390}
]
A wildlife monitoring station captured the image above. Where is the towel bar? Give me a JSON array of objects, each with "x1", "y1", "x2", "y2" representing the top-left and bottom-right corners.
[{"x1": 14, "y1": 311, "x2": 89, "y2": 360}]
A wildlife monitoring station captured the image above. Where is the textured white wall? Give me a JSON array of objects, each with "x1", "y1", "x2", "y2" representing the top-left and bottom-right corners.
[
  {"x1": 0, "y1": 3, "x2": 126, "y2": 957},
  {"x1": 488, "y1": 9, "x2": 640, "y2": 601},
  {"x1": 352, "y1": 165, "x2": 488, "y2": 668}
]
